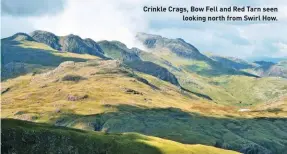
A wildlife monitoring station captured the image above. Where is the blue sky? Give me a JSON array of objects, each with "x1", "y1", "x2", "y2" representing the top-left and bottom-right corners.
[{"x1": 1, "y1": 0, "x2": 287, "y2": 60}]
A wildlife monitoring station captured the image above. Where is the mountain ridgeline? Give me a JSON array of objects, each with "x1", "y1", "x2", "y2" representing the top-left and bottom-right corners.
[
  {"x1": 2, "y1": 31, "x2": 180, "y2": 86},
  {"x1": 2, "y1": 30, "x2": 287, "y2": 154},
  {"x1": 209, "y1": 55, "x2": 287, "y2": 78},
  {"x1": 3, "y1": 30, "x2": 285, "y2": 80}
]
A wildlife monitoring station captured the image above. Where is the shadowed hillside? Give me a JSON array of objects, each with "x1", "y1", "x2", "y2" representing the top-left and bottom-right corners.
[
  {"x1": 1, "y1": 33, "x2": 100, "y2": 80},
  {"x1": 1, "y1": 119, "x2": 239, "y2": 154},
  {"x1": 45, "y1": 105, "x2": 287, "y2": 154}
]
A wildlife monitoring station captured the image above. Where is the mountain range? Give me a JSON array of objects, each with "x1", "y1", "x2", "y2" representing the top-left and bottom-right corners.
[{"x1": 1, "y1": 30, "x2": 287, "y2": 154}]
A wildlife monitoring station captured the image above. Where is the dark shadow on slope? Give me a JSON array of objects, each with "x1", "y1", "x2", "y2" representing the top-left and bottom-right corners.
[
  {"x1": 184, "y1": 62, "x2": 260, "y2": 78},
  {"x1": 1, "y1": 41, "x2": 92, "y2": 80},
  {"x1": 241, "y1": 71, "x2": 261, "y2": 78},
  {"x1": 98, "y1": 40, "x2": 180, "y2": 86},
  {"x1": 254, "y1": 61, "x2": 275, "y2": 71},
  {"x1": 180, "y1": 87, "x2": 212, "y2": 100},
  {"x1": 211, "y1": 56, "x2": 254, "y2": 70},
  {"x1": 1, "y1": 118, "x2": 163, "y2": 154},
  {"x1": 126, "y1": 60, "x2": 180, "y2": 86},
  {"x1": 135, "y1": 76, "x2": 160, "y2": 90},
  {"x1": 51, "y1": 104, "x2": 287, "y2": 154},
  {"x1": 127, "y1": 73, "x2": 160, "y2": 90}
]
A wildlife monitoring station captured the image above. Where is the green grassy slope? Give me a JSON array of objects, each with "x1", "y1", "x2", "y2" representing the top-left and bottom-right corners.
[
  {"x1": 1, "y1": 119, "x2": 239, "y2": 154},
  {"x1": 137, "y1": 49, "x2": 287, "y2": 106}
]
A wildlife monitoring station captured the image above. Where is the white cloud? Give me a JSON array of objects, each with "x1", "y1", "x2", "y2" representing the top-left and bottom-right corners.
[
  {"x1": 31, "y1": 0, "x2": 148, "y2": 48},
  {"x1": 1, "y1": 0, "x2": 287, "y2": 59}
]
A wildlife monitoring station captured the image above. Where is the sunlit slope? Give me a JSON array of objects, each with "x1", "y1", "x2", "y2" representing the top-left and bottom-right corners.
[
  {"x1": 1, "y1": 59, "x2": 228, "y2": 121},
  {"x1": 2, "y1": 60, "x2": 287, "y2": 154},
  {"x1": 137, "y1": 49, "x2": 287, "y2": 106},
  {"x1": 2, "y1": 119, "x2": 239, "y2": 154}
]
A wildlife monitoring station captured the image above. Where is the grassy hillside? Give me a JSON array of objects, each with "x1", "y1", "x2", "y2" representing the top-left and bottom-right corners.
[
  {"x1": 137, "y1": 49, "x2": 287, "y2": 106},
  {"x1": 2, "y1": 59, "x2": 287, "y2": 153},
  {"x1": 2, "y1": 119, "x2": 239, "y2": 154}
]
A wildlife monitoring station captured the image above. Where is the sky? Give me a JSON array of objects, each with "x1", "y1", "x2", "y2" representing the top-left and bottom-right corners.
[{"x1": 1, "y1": 0, "x2": 287, "y2": 60}]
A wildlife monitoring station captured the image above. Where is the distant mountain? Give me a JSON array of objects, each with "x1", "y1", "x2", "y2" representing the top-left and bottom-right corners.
[
  {"x1": 206, "y1": 53, "x2": 287, "y2": 79},
  {"x1": 254, "y1": 60, "x2": 287, "y2": 78},
  {"x1": 246, "y1": 56, "x2": 287, "y2": 63},
  {"x1": 136, "y1": 33, "x2": 258, "y2": 78},
  {"x1": 254, "y1": 61, "x2": 275, "y2": 69},
  {"x1": 136, "y1": 32, "x2": 209, "y2": 61},
  {"x1": 210, "y1": 55, "x2": 255, "y2": 70}
]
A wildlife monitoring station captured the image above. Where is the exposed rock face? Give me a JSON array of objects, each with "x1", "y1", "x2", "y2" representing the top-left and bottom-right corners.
[
  {"x1": 84, "y1": 38, "x2": 104, "y2": 54},
  {"x1": 67, "y1": 94, "x2": 88, "y2": 101},
  {"x1": 31, "y1": 30, "x2": 61, "y2": 50},
  {"x1": 60, "y1": 34, "x2": 103, "y2": 56},
  {"x1": 124, "y1": 88, "x2": 143, "y2": 95},
  {"x1": 30, "y1": 30, "x2": 105, "y2": 58},
  {"x1": 41, "y1": 61, "x2": 76, "y2": 78},
  {"x1": 62, "y1": 74, "x2": 86, "y2": 82}
]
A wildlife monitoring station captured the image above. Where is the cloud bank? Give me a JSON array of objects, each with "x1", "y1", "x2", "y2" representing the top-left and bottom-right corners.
[{"x1": 1, "y1": 0, "x2": 287, "y2": 59}]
